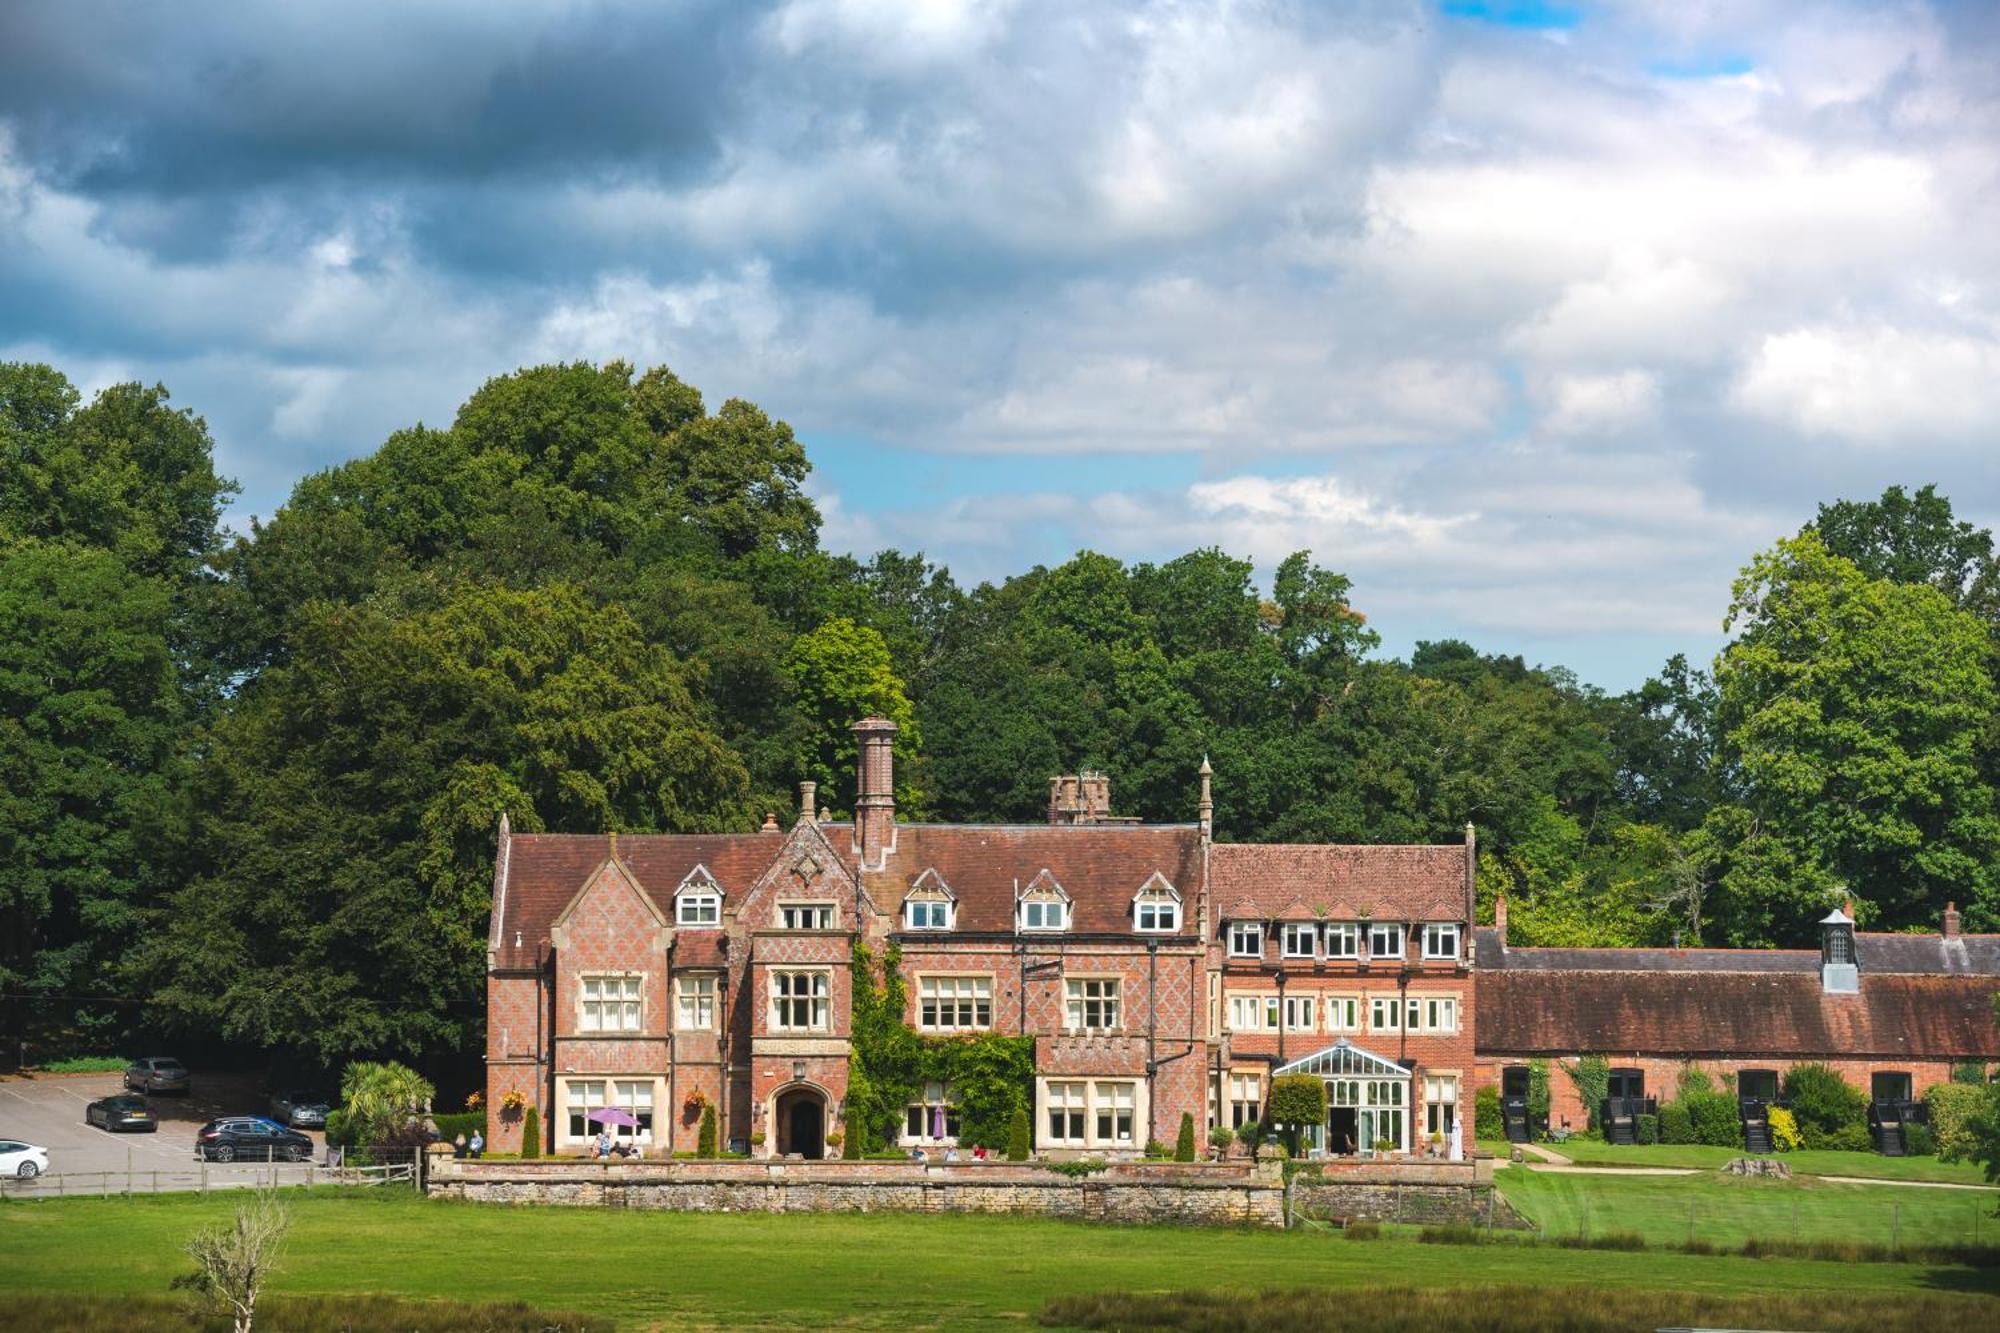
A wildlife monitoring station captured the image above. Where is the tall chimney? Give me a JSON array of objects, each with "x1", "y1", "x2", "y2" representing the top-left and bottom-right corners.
[
  {"x1": 1197, "y1": 756, "x2": 1213, "y2": 841},
  {"x1": 852, "y1": 717, "x2": 898, "y2": 867},
  {"x1": 1493, "y1": 895, "x2": 1508, "y2": 951},
  {"x1": 798, "y1": 780, "x2": 817, "y2": 824},
  {"x1": 1944, "y1": 901, "x2": 1962, "y2": 940}
]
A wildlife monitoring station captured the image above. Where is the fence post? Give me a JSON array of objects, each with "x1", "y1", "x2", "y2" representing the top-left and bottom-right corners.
[{"x1": 1892, "y1": 1201, "x2": 1901, "y2": 1252}]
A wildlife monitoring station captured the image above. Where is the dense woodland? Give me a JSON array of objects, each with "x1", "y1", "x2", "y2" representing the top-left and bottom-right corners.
[{"x1": 4, "y1": 359, "x2": 1997, "y2": 1079}]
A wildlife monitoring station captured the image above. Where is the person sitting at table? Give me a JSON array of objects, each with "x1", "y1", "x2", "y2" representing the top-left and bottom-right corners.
[
  {"x1": 452, "y1": 1133, "x2": 467, "y2": 1159},
  {"x1": 594, "y1": 1129, "x2": 612, "y2": 1160},
  {"x1": 468, "y1": 1129, "x2": 484, "y2": 1159}
]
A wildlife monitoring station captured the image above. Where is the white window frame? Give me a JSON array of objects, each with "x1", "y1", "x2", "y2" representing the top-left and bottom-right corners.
[
  {"x1": 1227, "y1": 1071, "x2": 1263, "y2": 1129},
  {"x1": 1323, "y1": 994, "x2": 1361, "y2": 1032},
  {"x1": 560, "y1": 1077, "x2": 657, "y2": 1146},
  {"x1": 1422, "y1": 923, "x2": 1461, "y2": 961},
  {"x1": 1093, "y1": 1080, "x2": 1136, "y2": 1148},
  {"x1": 577, "y1": 973, "x2": 643, "y2": 1033},
  {"x1": 1425, "y1": 1074, "x2": 1459, "y2": 1139},
  {"x1": 918, "y1": 974, "x2": 993, "y2": 1031},
  {"x1": 904, "y1": 1081, "x2": 961, "y2": 1144},
  {"x1": 1283, "y1": 994, "x2": 1316, "y2": 1033},
  {"x1": 1370, "y1": 994, "x2": 1401, "y2": 1031},
  {"x1": 1409, "y1": 994, "x2": 1459, "y2": 1034},
  {"x1": 1368, "y1": 922, "x2": 1404, "y2": 960},
  {"x1": 1020, "y1": 898, "x2": 1068, "y2": 932},
  {"x1": 1041, "y1": 1078, "x2": 1142, "y2": 1150},
  {"x1": 1227, "y1": 993, "x2": 1278, "y2": 1032},
  {"x1": 676, "y1": 891, "x2": 721, "y2": 927},
  {"x1": 1227, "y1": 921, "x2": 1263, "y2": 958},
  {"x1": 1325, "y1": 923, "x2": 1359, "y2": 959},
  {"x1": 779, "y1": 901, "x2": 836, "y2": 930},
  {"x1": 1044, "y1": 1080, "x2": 1087, "y2": 1146},
  {"x1": 1135, "y1": 896, "x2": 1180, "y2": 933},
  {"x1": 769, "y1": 969, "x2": 830, "y2": 1032},
  {"x1": 903, "y1": 898, "x2": 953, "y2": 931},
  {"x1": 1281, "y1": 923, "x2": 1318, "y2": 959},
  {"x1": 1065, "y1": 977, "x2": 1120, "y2": 1032},
  {"x1": 674, "y1": 973, "x2": 716, "y2": 1031}
]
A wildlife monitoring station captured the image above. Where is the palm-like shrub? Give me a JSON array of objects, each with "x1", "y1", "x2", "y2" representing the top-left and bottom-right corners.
[{"x1": 339, "y1": 1061, "x2": 435, "y2": 1148}]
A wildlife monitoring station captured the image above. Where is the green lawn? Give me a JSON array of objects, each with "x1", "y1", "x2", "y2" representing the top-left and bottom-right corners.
[
  {"x1": 1478, "y1": 1137, "x2": 1995, "y2": 1185},
  {"x1": 2, "y1": 1188, "x2": 1995, "y2": 1329},
  {"x1": 1496, "y1": 1164, "x2": 2000, "y2": 1249}
]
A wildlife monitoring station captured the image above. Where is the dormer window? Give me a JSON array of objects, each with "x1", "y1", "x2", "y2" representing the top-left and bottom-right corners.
[
  {"x1": 1421, "y1": 923, "x2": 1461, "y2": 960},
  {"x1": 1021, "y1": 899, "x2": 1067, "y2": 931},
  {"x1": 675, "y1": 868, "x2": 722, "y2": 927},
  {"x1": 1132, "y1": 875, "x2": 1181, "y2": 933},
  {"x1": 780, "y1": 902, "x2": 835, "y2": 930},
  {"x1": 1368, "y1": 922, "x2": 1404, "y2": 960},
  {"x1": 905, "y1": 899, "x2": 953, "y2": 930},
  {"x1": 904, "y1": 867, "x2": 956, "y2": 932},
  {"x1": 1281, "y1": 923, "x2": 1318, "y2": 959},
  {"x1": 1325, "y1": 924, "x2": 1359, "y2": 959},
  {"x1": 1227, "y1": 922, "x2": 1263, "y2": 958},
  {"x1": 1019, "y1": 870, "x2": 1070, "y2": 933}
]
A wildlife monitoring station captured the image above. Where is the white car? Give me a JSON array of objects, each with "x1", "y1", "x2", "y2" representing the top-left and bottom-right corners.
[{"x1": 0, "y1": 1139, "x2": 48, "y2": 1179}]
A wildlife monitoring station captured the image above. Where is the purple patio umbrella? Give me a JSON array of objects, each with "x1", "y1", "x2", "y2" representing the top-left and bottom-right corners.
[{"x1": 588, "y1": 1107, "x2": 639, "y2": 1126}]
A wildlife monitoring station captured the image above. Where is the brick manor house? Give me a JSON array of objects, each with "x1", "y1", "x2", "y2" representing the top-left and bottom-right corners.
[{"x1": 484, "y1": 718, "x2": 1998, "y2": 1159}]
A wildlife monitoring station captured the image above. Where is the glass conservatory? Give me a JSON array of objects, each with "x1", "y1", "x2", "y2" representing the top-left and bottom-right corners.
[{"x1": 1273, "y1": 1039, "x2": 1412, "y2": 1156}]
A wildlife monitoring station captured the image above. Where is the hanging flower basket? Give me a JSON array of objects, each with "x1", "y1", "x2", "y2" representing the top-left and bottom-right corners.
[{"x1": 499, "y1": 1089, "x2": 526, "y2": 1120}]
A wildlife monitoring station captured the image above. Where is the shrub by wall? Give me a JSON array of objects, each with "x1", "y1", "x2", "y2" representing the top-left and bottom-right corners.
[
  {"x1": 1768, "y1": 1106, "x2": 1802, "y2": 1152},
  {"x1": 1636, "y1": 1113, "x2": 1659, "y2": 1145},
  {"x1": 1474, "y1": 1086, "x2": 1503, "y2": 1142},
  {"x1": 1783, "y1": 1063, "x2": 1866, "y2": 1139},
  {"x1": 1566, "y1": 1056, "x2": 1609, "y2": 1132},
  {"x1": 434, "y1": 1112, "x2": 487, "y2": 1144},
  {"x1": 519, "y1": 1106, "x2": 541, "y2": 1160},
  {"x1": 1924, "y1": 1082, "x2": 1990, "y2": 1162},
  {"x1": 1175, "y1": 1112, "x2": 1197, "y2": 1162},
  {"x1": 1686, "y1": 1089, "x2": 1740, "y2": 1148},
  {"x1": 1905, "y1": 1123, "x2": 1937, "y2": 1157},
  {"x1": 1268, "y1": 1075, "x2": 1328, "y2": 1156},
  {"x1": 1658, "y1": 1101, "x2": 1693, "y2": 1145},
  {"x1": 697, "y1": 1104, "x2": 718, "y2": 1159},
  {"x1": 1808, "y1": 1123, "x2": 1871, "y2": 1153},
  {"x1": 1006, "y1": 1108, "x2": 1031, "y2": 1161}
]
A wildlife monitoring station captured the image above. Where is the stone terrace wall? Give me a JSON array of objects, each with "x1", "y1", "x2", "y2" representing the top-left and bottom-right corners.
[
  {"x1": 429, "y1": 1158, "x2": 1283, "y2": 1228},
  {"x1": 1289, "y1": 1159, "x2": 1530, "y2": 1230}
]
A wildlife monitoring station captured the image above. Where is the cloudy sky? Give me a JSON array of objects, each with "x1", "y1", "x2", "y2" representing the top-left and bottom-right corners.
[{"x1": 4, "y1": 1, "x2": 1996, "y2": 688}]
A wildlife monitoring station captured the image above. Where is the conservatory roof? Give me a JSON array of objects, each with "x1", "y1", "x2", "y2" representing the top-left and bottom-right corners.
[{"x1": 1274, "y1": 1038, "x2": 1411, "y2": 1079}]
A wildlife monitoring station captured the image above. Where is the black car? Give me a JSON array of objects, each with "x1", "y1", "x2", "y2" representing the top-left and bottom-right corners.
[
  {"x1": 196, "y1": 1118, "x2": 314, "y2": 1163},
  {"x1": 124, "y1": 1057, "x2": 191, "y2": 1095},
  {"x1": 85, "y1": 1095, "x2": 158, "y2": 1133},
  {"x1": 268, "y1": 1089, "x2": 330, "y2": 1129}
]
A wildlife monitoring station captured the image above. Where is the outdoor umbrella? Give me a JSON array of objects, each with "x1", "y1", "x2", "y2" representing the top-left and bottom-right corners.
[{"x1": 587, "y1": 1106, "x2": 640, "y2": 1154}]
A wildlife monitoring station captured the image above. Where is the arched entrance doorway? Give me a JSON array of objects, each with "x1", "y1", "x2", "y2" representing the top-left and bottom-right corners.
[{"x1": 774, "y1": 1086, "x2": 826, "y2": 1159}]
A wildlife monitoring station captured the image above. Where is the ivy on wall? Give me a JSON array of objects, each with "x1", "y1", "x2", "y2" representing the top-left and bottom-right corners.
[
  {"x1": 1565, "y1": 1054, "x2": 1610, "y2": 1130},
  {"x1": 847, "y1": 941, "x2": 1035, "y2": 1154}
]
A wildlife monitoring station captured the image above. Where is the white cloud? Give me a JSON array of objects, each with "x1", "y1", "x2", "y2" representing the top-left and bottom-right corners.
[
  {"x1": 1731, "y1": 324, "x2": 2000, "y2": 442},
  {"x1": 1538, "y1": 369, "x2": 1661, "y2": 438}
]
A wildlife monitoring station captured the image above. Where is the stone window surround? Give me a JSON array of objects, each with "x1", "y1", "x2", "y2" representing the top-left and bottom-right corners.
[
  {"x1": 775, "y1": 899, "x2": 838, "y2": 931},
  {"x1": 914, "y1": 972, "x2": 995, "y2": 1032},
  {"x1": 1036, "y1": 1075, "x2": 1146, "y2": 1151},
  {"x1": 769, "y1": 968, "x2": 832, "y2": 1033},
  {"x1": 576, "y1": 971, "x2": 643, "y2": 1034},
  {"x1": 674, "y1": 971, "x2": 719, "y2": 1032},
  {"x1": 555, "y1": 1074, "x2": 663, "y2": 1148},
  {"x1": 1062, "y1": 973, "x2": 1123, "y2": 1033},
  {"x1": 1367, "y1": 990, "x2": 1462, "y2": 1035}
]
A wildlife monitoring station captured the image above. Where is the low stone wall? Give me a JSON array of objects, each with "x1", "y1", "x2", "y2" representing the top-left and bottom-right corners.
[
  {"x1": 1289, "y1": 1159, "x2": 1530, "y2": 1230},
  {"x1": 428, "y1": 1157, "x2": 1284, "y2": 1227}
]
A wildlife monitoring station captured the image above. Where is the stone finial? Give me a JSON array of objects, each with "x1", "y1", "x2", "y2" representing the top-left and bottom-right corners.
[
  {"x1": 761, "y1": 812, "x2": 779, "y2": 832},
  {"x1": 1197, "y1": 756, "x2": 1213, "y2": 838}
]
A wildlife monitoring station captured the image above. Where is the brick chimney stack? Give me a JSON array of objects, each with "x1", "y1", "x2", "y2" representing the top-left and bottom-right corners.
[
  {"x1": 1494, "y1": 895, "x2": 1508, "y2": 950},
  {"x1": 1944, "y1": 901, "x2": 1962, "y2": 940},
  {"x1": 852, "y1": 717, "x2": 898, "y2": 867}
]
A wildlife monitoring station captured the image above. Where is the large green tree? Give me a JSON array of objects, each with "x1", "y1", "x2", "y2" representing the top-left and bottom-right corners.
[
  {"x1": 140, "y1": 583, "x2": 755, "y2": 1066},
  {"x1": 1701, "y1": 533, "x2": 2000, "y2": 940}
]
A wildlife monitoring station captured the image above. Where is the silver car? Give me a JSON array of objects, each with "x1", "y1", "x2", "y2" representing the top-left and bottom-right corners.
[
  {"x1": 124, "y1": 1057, "x2": 190, "y2": 1095},
  {"x1": 268, "y1": 1090, "x2": 330, "y2": 1128}
]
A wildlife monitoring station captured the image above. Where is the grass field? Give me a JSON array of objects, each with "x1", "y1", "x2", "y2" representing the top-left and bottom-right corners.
[
  {"x1": 1, "y1": 1188, "x2": 1996, "y2": 1330},
  {"x1": 1495, "y1": 1164, "x2": 2000, "y2": 1249},
  {"x1": 1500, "y1": 1137, "x2": 1998, "y2": 1185}
]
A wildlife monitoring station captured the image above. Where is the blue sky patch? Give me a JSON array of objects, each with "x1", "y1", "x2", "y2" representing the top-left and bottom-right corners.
[{"x1": 1440, "y1": 1, "x2": 1583, "y2": 30}]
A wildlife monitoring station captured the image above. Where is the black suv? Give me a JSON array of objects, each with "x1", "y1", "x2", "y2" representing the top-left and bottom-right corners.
[
  {"x1": 124, "y1": 1057, "x2": 191, "y2": 1095},
  {"x1": 196, "y1": 1118, "x2": 314, "y2": 1163}
]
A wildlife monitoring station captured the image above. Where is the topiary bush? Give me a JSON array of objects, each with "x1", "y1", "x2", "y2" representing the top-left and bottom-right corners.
[
  {"x1": 1208, "y1": 1125, "x2": 1234, "y2": 1156},
  {"x1": 1005, "y1": 1107, "x2": 1031, "y2": 1161},
  {"x1": 1474, "y1": 1085, "x2": 1503, "y2": 1142},
  {"x1": 1174, "y1": 1112, "x2": 1196, "y2": 1162},
  {"x1": 697, "y1": 1104, "x2": 718, "y2": 1159},
  {"x1": 1658, "y1": 1101, "x2": 1693, "y2": 1145},
  {"x1": 519, "y1": 1106, "x2": 541, "y2": 1160},
  {"x1": 1783, "y1": 1063, "x2": 1866, "y2": 1140},
  {"x1": 1240, "y1": 1118, "x2": 1263, "y2": 1161},
  {"x1": 1267, "y1": 1075, "x2": 1328, "y2": 1157},
  {"x1": 1687, "y1": 1089, "x2": 1740, "y2": 1147}
]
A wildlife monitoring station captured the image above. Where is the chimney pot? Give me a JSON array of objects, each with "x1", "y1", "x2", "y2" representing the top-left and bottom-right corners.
[
  {"x1": 761, "y1": 812, "x2": 778, "y2": 832},
  {"x1": 798, "y1": 780, "x2": 817, "y2": 824}
]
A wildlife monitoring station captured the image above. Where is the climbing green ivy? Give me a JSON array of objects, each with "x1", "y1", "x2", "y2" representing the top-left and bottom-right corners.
[
  {"x1": 1566, "y1": 1055, "x2": 1610, "y2": 1131},
  {"x1": 847, "y1": 941, "x2": 1035, "y2": 1154}
]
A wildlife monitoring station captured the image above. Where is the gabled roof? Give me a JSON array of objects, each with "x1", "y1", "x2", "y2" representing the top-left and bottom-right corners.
[
  {"x1": 1276, "y1": 1038, "x2": 1410, "y2": 1078},
  {"x1": 489, "y1": 831, "x2": 781, "y2": 969},
  {"x1": 1210, "y1": 843, "x2": 1470, "y2": 923},
  {"x1": 858, "y1": 823, "x2": 1203, "y2": 935}
]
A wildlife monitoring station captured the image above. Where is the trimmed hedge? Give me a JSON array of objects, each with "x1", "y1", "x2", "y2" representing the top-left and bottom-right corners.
[
  {"x1": 1474, "y1": 1085, "x2": 1503, "y2": 1142},
  {"x1": 1174, "y1": 1112, "x2": 1196, "y2": 1162},
  {"x1": 1635, "y1": 1113, "x2": 1659, "y2": 1145},
  {"x1": 1784, "y1": 1062, "x2": 1867, "y2": 1138},
  {"x1": 1005, "y1": 1107, "x2": 1031, "y2": 1161},
  {"x1": 1658, "y1": 1101, "x2": 1693, "y2": 1145},
  {"x1": 1924, "y1": 1081, "x2": 1989, "y2": 1162},
  {"x1": 433, "y1": 1112, "x2": 487, "y2": 1144},
  {"x1": 519, "y1": 1106, "x2": 541, "y2": 1159}
]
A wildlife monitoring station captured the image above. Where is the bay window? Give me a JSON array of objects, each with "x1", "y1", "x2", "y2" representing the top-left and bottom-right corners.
[
  {"x1": 919, "y1": 975, "x2": 992, "y2": 1031},
  {"x1": 770, "y1": 970, "x2": 829, "y2": 1031},
  {"x1": 578, "y1": 974, "x2": 641, "y2": 1033}
]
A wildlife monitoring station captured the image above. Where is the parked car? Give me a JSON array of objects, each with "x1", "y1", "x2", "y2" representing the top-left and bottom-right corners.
[
  {"x1": 124, "y1": 1057, "x2": 190, "y2": 1095},
  {"x1": 268, "y1": 1090, "x2": 330, "y2": 1129},
  {"x1": 195, "y1": 1118, "x2": 314, "y2": 1163},
  {"x1": 0, "y1": 1140, "x2": 49, "y2": 1179},
  {"x1": 85, "y1": 1095, "x2": 158, "y2": 1133}
]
